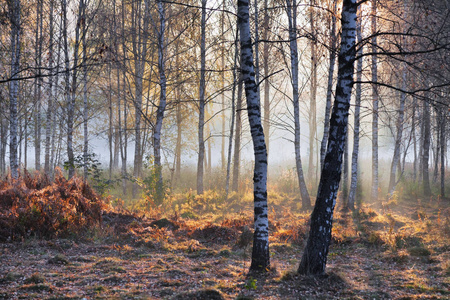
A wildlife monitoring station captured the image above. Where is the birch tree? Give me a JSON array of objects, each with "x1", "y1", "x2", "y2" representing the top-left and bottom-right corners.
[
  {"x1": 320, "y1": 0, "x2": 337, "y2": 170},
  {"x1": 298, "y1": 0, "x2": 356, "y2": 275},
  {"x1": 286, "y1": 0, "x2": 311, "y2": 210},
  {"x1": 154, "y1": 0, "x2": 167, "y2": 203},
  {"x1": 197, "y1": 0, "x2": 207, "y2": 195},
  {"x1": 8, "y1": 0, "x2": 21, "y2": 179},
  {"x1": 34, "y1": 0, "x2": 43, "y2": 171},
  {"x1": 44, "y1": 0, "x2": 55, "y2": 175},
  {"x1": 131, "y1": 0, "x2": 150, "y2": 197},
  {"x1": 238, "y1": 0, "x2": 270, "y2": 272},
  {"x1": 348, "y1": 4, "x2": 362, "y2": 211},
  {"x1": 308, "y1": 0, "x2": 317, "y2": 183},
  {"x1": 371, "y1": 0, "x2": 379, "y2": 201}
]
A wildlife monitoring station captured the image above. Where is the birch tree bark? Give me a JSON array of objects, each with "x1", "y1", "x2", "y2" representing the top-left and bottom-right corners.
[
  {"x1": 226, "y1": 27, "x2": 239, "y2": 198},
  {"x1": 44, "y1": 0, "x2": 54, "y2": 175},
  {"x1": 286, "y1": 0, "x2": 311, "y2": 210},
  {"x1": 82, "y1": 1, "x2": 89, "y2": 180},
  {"x1": 298, "y1": 0, "x2": 356, "y2": 275},
  {"x1": 197, "y1": 0, "x2": 207, "y2": 195},
  {"x1": 154, "y1": 0, "x2": 167, "y2": 203},
  {"x1": 388, "y1": 5, "x2": 408, "y2": 195},
  {"x1": 439, "y1": 107, "x2": 445, "y2": 197},
  {"x1": 371, "y1": 0, "x2": 379, "y2": 201},
  {"x1": 262, "y1": 0, "x2": 271, "y2": 158},
  {"x1": 232, "y1": 73, "x2": 243, "y2": 193},
  {"x1": 320, "y1": 1, "x2": 337, "y2": 170},
  {"x1": 34, "y1": 0, "x2": 43, "y2": 171},
  {"x1": 423, "y1": 100, "x2": 431, "y2": 196},
  {"x1": 132, "y1": 0, "x2": 150, "y2": 197},
  {"x1": 8, "y1": 0, "x2": 21, "y2": 179},
  {"x1": 221, "y1": 0, "x2": 226, "y2": 171},
  {"x1": 348, "y1": 4, "x2": 362, "y2": 211},
  {"x1": 121, "y1": 0, "x2": 128, "y2": 196},
  {"x1": 308, "y1": 0, "x2": 317, "y2": 183},
  {"x1": 63, "y1": 0, "x2": 83, "y2": 178},
  {"x1": 238, "y1": 0, "x2": 270, "y2": 271}
]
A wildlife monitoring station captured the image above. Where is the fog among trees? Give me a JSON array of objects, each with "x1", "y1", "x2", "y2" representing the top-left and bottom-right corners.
[{"x1": 1, "y1": 0, "x2": 450, "y2": 297}]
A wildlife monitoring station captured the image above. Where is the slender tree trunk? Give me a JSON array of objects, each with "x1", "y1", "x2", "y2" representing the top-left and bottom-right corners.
[
  {"x1": 34, "y1": 0, "x2": 43, "y2": 171},
  {"x1": 342, "y1": 130, "x2": 349, "y2": 208},
  {"x1": 286, "y1": 0, "x2": 311, "y2": 209},
  {"x1": 348, "y1": 5, "x2": 362, "y2": 211},
  {"x1": 371, "y1": 0, "x2": 379, "y2": 201},
  {"x1": 298, "y1": 0, "x2": 356, "y2": 275},
  {"x1": 320, "y1": 1, "x2": 337, "y2": 170},
  {"x1": 308, "y1": 0, "x2": 317, "y2": 183},
  {"x1": 412, "y1": 97, "x2": 417, "y2": 181},
  {"x1": 108, "y1": 65, "x2": 113, "y2": 180},
  {"x1": 132, "y1": 0, "x2": 150, "y2": 197},
  {"x1": 121, "y1": 0, "x2": 128, "y2": 196},
  {"x1": 388, "y1": 84, "x2": 406, "y2": 194},
  {"x1": 0, "y1": 111, "x2": 8, "y2": 174},
  {"x1": 221, "y1": 0, "x2": 226, "y2": 171},
  {"x1": 44, "y1": 0, "x2": 54, "y2": 175},
  {"x1": 232, "y1": 73, "x2": 243, "y2": 193},
  {"x1": 423, "y1": 100, "x2": 431, "y2": 196},
  {"x1": 9, "y1": 0, "x2": 21, "y2": 179},
  {"x1": 154, "y1": 0, "x2": 167, "y2": 203},
  {"x1": 197, "y1": 0, "x2": 207, "y2": 195},
  {"x1": 388, "y1": 12, "x2": 408, "y2": 194},
  {"x1": 226, "y1": 26, "x2": 239, "y2": 198},
  {"x1": 238, "y1": 0, "x2": 270, "y2": 272},
  {"x1": 440, "y1": 107, "x2": 445, "y2": 197},
  {"x1": 174, "y1": 43, "x2": 182, "y2": 186},
  {"x1": 82, "y1": 2, "x2": 89, "y2": 180},
  {"x1": 433, "y1": 112, "x2": 439, "y2": 184},
  {"x1": 262, "y1": 0, "x2": 270, "y2": 159},
  {"x1": 23, "y1": 117, "x2": 27, "y2": 169},
  {"x1": 64, "y1": 0, "x2": 82, "y2": 178}
]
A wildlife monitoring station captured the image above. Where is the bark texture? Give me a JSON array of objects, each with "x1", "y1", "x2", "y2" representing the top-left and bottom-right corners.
[
  {"x1": 238, "y1": 0, "x2": 270, "y2": 272},
  {"x1": 298, "y1": 0, "x2": 356, "y2": 275},
  {"x1": 9, "y1": 0, "x2": 21, "y2": 179},
  {"x1": 197, "y1": 0, "x2": 207, "y2": 195},
  {"x1": 286, "y1": 0, "x2": 311, "y2": 209}
]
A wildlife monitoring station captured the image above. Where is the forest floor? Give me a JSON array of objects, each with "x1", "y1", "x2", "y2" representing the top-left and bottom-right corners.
[{"x1": 0, "y1": 195, "x2": 449, "y2": 299}]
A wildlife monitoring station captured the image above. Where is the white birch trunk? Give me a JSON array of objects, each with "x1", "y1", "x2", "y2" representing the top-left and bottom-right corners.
[
  {"x1": 132, "y1": 0, "x2": 150, "y2": 197},
  {"x1": 371, "y1": 0, "x2": 379, "y2": 201},
  {"x1": 34, "y1": 0, "x2": 43, "y2": 171},
  {"x1": 308, "y1": 0, "x2": 317, "y2": 183},
  {"x1": 286, "y1": 0, "x2": 311, "y2": 209},
  {"x1": 238, "y1": 0, "x2": 270, "y2": 271},
  {"x1": 298, "y1": 0, "x2": 357, "y2": 275},
  {"x1": 82, "y1": 1, "x2": 89, "y2": 180},
  {"x1": 197, "y1": 0, "x2": 207, "y2": 195},
  {"x1": 225, "y1": 27, "x2": 239, "y2": 198},
  {"x1": 320, "y1": 1, "x2": 337, "y2": 170},
  {"x1": 154, "y1": 0, "x2": 167, "y2": 203},
  {"x1": 262, "y1": 0, "x2": 270, "y2": 158},
  {"x1": 9, "y1": 0, "x2": 21, "y2": 179},
  {"x1": 44, "y1": 0, "x2": 54, "y2": 175},
  {"x1": 348, "y1": 4, "x2": 362, "y2": 211},
  {"x1": 232, "y1": 73, "x2": 243, "y2": 192}
]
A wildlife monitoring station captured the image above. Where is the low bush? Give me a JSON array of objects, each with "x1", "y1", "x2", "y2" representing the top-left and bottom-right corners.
[{"x1": 0, "y1": 168, "x2": 106, "y2": 241}]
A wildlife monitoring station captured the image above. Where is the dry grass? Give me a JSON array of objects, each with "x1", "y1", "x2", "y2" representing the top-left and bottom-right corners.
[{"x1": 0, "y1": 173, "x2": 449, "y2": 299}]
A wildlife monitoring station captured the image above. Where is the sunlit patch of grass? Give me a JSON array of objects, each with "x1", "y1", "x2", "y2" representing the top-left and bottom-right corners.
[{"x1": 279, "y1": 269, "x2": 298, "y2": 281}]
